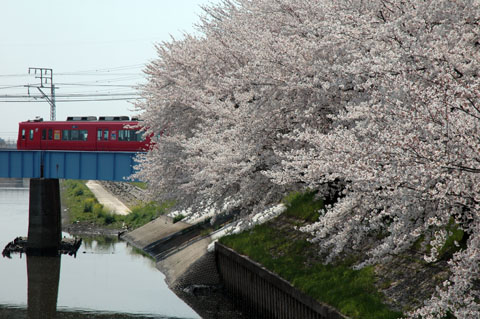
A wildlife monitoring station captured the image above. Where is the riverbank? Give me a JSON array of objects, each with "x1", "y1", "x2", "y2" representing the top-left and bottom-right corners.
[
  {"x1": 123, "y1": 187, "x2": 450, "y2": 318},
  {"x1": 60, "y1": 180, "x2": 123, "y2": 236},
  {"x1": 217, "y1": 192, "x2": 455, "y2": 319},
  {"x1": 60, "y1": 180, "x2": 171, "y2": 236},
  {"x1": 61, "y1": 181, "x2": 441, "y2": 319},
  {"x1": 65, "y1": 182, "x2": 398, "y2": 318}
]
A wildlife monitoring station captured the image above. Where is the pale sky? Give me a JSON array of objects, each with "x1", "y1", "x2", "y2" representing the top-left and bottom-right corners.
[{"x1": 0, "y1": 0, "x2": 218, "y2": 141}]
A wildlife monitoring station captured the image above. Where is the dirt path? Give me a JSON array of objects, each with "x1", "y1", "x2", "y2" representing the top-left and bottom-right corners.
[{"x1": 85, "y1": 180, "x2": 131, "y2": 215}]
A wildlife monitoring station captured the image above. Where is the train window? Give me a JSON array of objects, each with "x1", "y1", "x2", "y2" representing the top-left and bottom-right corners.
[
  {"x1": 21, "y1": 129, "x2": 26, "y2": 140},
  {"x1": 118, "y1": 130, "x2": 143, "y2": 142},
  {"x1": 54, "y1": 130, "x2": 61, "y2": 140},
  {"x1": 41, "y1": 129, "x2": 46, "y2": 140},
  {"x1": 48, "y1": 129, "x2": 53, "y2": 140},
  {"x1": 111, "y1": 132, "x2": 117, "y2": 140},
  {"x1": 62, "y1": 130, "x2": 70, "y2": 141},
  {"x1": 97, "y1": 129, "x2": 102, "y2": 141},
  {"x1": 103, "y1": 129, "x2": 109, "y2": 141},
  {"x1": 61, "y1": 129, "x2": 88, "y2": 141},
  {"x1": 71, "y1": 130, "x2": 79, "y2": 140},
  {"x1": 29, "y1": 130, "x2": 34, "y2": 140}
]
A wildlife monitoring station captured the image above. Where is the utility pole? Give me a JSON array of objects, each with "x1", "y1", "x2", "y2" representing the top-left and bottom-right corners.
[{"x1": 27, "y1": 67, "x2": 56, "y2": 121}]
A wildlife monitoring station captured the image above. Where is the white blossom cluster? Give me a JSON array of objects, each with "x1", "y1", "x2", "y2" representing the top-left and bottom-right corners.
[
  {"x1": 207, "y1": 203, "x2": 286, "y2": 252},
  {"x1": 133, "y1": 0, "x2": 358, "y2": 214},
  {"x1": 134, "y1": 0, "x2": 480, "y2": 317}
]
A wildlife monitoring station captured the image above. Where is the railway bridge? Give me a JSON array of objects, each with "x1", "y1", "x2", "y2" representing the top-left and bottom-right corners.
[{"x1": 0, "y1": 149, "x2": 142, "y2": 255}]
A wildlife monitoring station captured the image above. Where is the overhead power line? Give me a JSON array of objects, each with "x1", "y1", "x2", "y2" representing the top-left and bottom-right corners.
[
  {"x1": 55, "y1": 83, "x2": 135, "y2": 87},
  {"x1": 59, "y1": 64, "x2": 145, "y2": 74},
  {"x1": 0, "y1": 74, "x2": 31, "y2": 78},
  {"x1": 0, "y1": 65, "x2": 146, "y2": 112},
  {"x1": 0, "y1": 93, "x2": 139, "y2": 98},
  {"x1": 0, "y1": 97, "x2": 143, "y2": 103}
]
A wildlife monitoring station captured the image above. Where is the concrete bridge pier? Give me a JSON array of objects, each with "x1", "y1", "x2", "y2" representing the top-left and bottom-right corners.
[
  {"x1": 27, "y1": 178, "x2": 61, "y2": 255},
  {"x1": 27, "y1": 255, "x2": 61, "y2": 318}
]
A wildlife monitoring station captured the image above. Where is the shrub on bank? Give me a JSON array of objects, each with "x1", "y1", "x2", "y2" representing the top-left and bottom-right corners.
[
  {"x1": 173, "y1": 214, "x2": 185, "y2": 223},
  {"x1": 63, "y1": 180, "x2": 110, "y2": 224}
]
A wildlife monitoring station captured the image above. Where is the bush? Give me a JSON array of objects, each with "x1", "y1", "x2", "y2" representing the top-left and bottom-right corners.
[
  {"x1": 83, "y1": 198, "x2": 96, "y2": 213},
  {"x1": 93, "y1": 203, "x2": 104, "y2": 216},
  {"x1": 173, "y1": 214, "x2": 185, "y2": 223},
  {"x1": 104, "y1": 213, "x2": 116, "y2": 225}
]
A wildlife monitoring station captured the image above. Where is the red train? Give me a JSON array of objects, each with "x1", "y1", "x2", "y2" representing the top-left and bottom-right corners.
[{"x1": 17, "y1": 116, "x2": 151, "y2": 152}]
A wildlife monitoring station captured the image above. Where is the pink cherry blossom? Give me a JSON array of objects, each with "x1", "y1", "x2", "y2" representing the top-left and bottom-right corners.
[{"x1": 134, "y1": 0, "x2": 480, "y2": 317}]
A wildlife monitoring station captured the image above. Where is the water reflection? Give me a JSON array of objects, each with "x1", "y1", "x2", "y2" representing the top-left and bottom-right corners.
[
  {"x1": 0, "y1": 186, "x2": 229, "y2": 318},
  {"x1": 0, "y1": 185, "x2": 199, "y2": 319},
  {"x1": 80, "y1": 236, "x2": 118, "y2": 251},
  {"x1": 1, "y1": 239, "x2": 200, "y2": 318},
  {"x1": 27, "y1": 255, "x2": 60, "y2": 319}
]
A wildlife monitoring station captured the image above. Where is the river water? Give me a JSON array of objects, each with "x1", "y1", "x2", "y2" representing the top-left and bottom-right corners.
[{"x1": 0, "y1": 187, "x2": 200, "y2": 319}]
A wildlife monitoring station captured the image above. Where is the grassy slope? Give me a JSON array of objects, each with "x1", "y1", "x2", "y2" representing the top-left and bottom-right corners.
[
  {"x1": 61, "y1": 180, "x2": 172, "y2": 230},
  {"x1": 219, "y1": 191, "x2": 402, "y2": 319}
]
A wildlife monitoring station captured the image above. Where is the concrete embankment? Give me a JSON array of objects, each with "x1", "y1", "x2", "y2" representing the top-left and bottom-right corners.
[
  {"x1": 122, "y1": 215, "x2": 347, "y2": 319},
  {"x1": 107, "y1": 182, "x2": 345, "y2": 318},
  {"x1": 216, "y1": 243, "x2": 348, "y2": 319},
  {"x1": 121, "y1": 216, "x2": 245, "y2": 319},
  {"x1": 122, "y1": 215, "x2": 219, "y2": 288}
]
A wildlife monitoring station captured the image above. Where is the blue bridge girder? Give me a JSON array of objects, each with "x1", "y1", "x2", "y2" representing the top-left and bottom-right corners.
[{"x1": 0, "y1": 150, "x2": 143, "y2": 181}]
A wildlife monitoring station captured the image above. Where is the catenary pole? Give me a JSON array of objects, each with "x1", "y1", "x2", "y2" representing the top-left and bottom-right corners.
[{"x1": 27, "y1": 67, "x2": 56, "y2": 121}]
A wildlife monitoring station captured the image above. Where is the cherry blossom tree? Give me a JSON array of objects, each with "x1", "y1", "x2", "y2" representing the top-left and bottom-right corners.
[
  {"x1": 273, "y1": 1, "x2": 480, "y2": 317},
  {"x1": 134, "y1": 0, "x2": 356, "y2": 215},
  {"x1": 135, "y1": 0, "x2": 480, "y2": 317}
]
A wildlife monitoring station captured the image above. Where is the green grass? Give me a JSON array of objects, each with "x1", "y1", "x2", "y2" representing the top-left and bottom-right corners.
[
  {"x1": 122, "y1": 201, "x2": 173, "y2": 229},
  {"x1": 61, "y1": 180, "x2": 172, "y2": 230},
  {"x1": 130, "y1": 182, "x2": 148, "y2": 190},
  {"x1": 62, "y1": 180, "x2": 116, "y2": 226},
  {"x1": 219, "y1": 191, "x2": 402, "y2": 319},
  {"x1": 282, "y1": 190, "x2": 325, "y2": 222}
]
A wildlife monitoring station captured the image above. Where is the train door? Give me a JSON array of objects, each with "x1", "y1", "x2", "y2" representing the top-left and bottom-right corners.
[
  {"x1": 17, "y1": 127, "x2": 27, "y2": 149},
  {"x1": 39, "y1": 128, "x2": 53, "y2": 150},
  {"x1": 31, "y1": 128, "x2": 41, "y2": 149},
  {"x1": 96, "y1": 127, "x2": 109, "y2": 151}
]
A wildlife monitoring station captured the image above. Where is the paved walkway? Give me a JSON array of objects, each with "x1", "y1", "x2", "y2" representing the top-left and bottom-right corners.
[{"x1": 85, "y1": 180, "x2": 131, "y2": 215}]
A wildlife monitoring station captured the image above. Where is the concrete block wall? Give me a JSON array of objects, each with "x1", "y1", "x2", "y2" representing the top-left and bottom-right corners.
[
  {"x1": 170, "y1": 250, "x2": 220, "y2": 289},
  {"x1": 216, "y1": 243, "x2": 348, "y2": 319}
]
